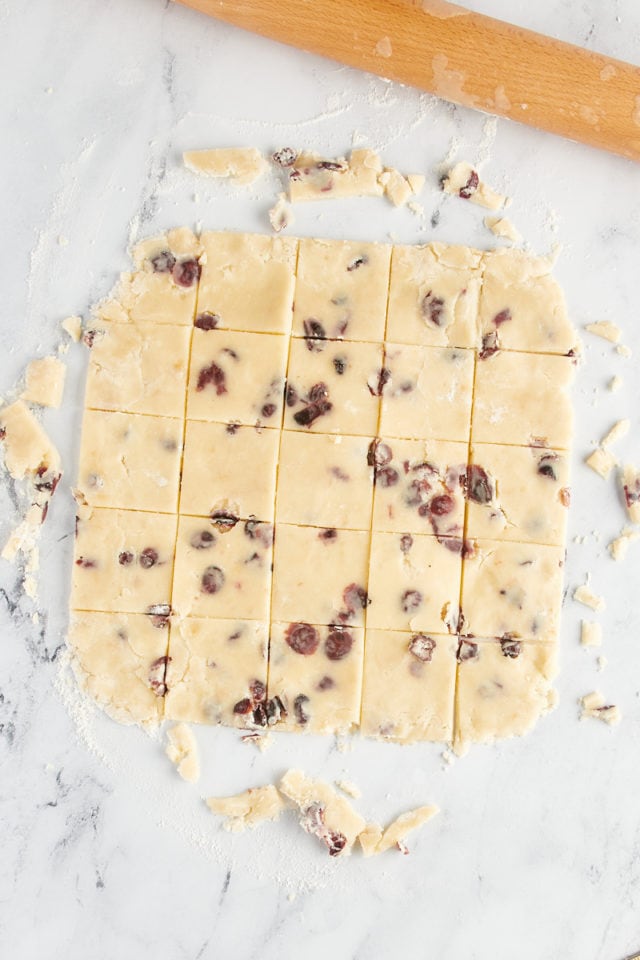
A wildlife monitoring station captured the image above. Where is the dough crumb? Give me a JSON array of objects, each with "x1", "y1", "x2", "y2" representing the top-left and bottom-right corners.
[
  {"x1": 359, "y1": 805, "x2": 439, "y2": 856},
  {"x1": 61, "y1": 315, "x2": 82, "y2": 342},
  {"x1": 335, "y1": 779, "x2": 362, "y2": 799},
  {"x1": 620, "y1": 464, "x2": 640, "y2": 523},
  {"x1": 279, "y1": 769, "x2": 366, "y2": 857},
  {"x1": 22, "y1": 356, "x2": 66, "y2": 408},
  {"x1": 580, "y1": 621, "x2": 602, "y2": 648},
  {"x1": 608, "y1": 527, "x2": 640, "y2": 561},
  {"x1": 165, "y1": 722, "x2": 200, "y2": 783},
  {"x1": 378, "y1": 167, "x2": 413, "y2": 207},
  {"x1": 441, "y1": 161, "x2": 507, "y2": 210},
  {"x1": 268, "y1": 192, "x2": 294, "y2": 232},
  {"x1": 608, "y1": 374, "x2": 623, "y2": 392},
  {"x1": 574, "y1": 584, "x2": 605, "y2": 611},
  {"x1": 597, "y1": 656, "x2": 608, "y2": 672},
  {"x1": 600, "y1": 419, "x2": 630, "y2": 449},
  {"x1": 206, "y1": 784, "x2": 285, "y2": 832},
  {"x1": 616, "y1": 343, "x2": 632, "y2": 357},
  {"x1": 240, "y1": 730, "x2": 273, "y2": 751},
  {"x1": 585, "y1": 447, "x2": 618, "y2": 478},
  {"x1": 584, "y1": 321, "x2": 621, "y2": 343},
  {"x1": 579, "y1": 691, "x2": 621, "y2": 726},
  {"x1": 183, "y1": 147, "x2": 266, "y2": 185},
  {"x1": 484, "y1": 216, "x2": 522, "y2": 243},
  {"x1": 406, "y1": 173, "x2": 425, "y2": 195}
]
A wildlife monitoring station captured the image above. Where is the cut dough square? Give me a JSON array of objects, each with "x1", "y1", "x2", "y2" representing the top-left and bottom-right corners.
[
  {"x1": 171, "y1": 516, "x2": 273, "y2": 620},
  {"x1": 361, "y1": 630, "x2": 457, "y2": 742},
  {"x1": 271, "y1": 524, "x2": 370, "y2": 626},
  {"x1": 77, "y1": 409, "x2": 183, "y2": 514},
  {"x1": 472, "y1": 351, "x2": 574, "y2": 449},
  {"x1": 84, "y1": 320, "x2": 191, "y2": 418},
  {"x1": 367, "y1": 531, "x2": 462, "y2": 633},
  {"x1": 386, "y1": 242, "x2": 483, "y2": 348},
  {"x1": 165, "y1": 618, "x2": 268, "y2": 727},
  {"x1": 461, "y1": 539, "x2": 565, "y2": 641},
  {"x1": 180, "y1": 420, "x2": 280, "y2": 521},
  {"x1": 22, "y1": 356, "x2": 66, "y2": 408},
  {"x1": 276, "y1": 432, "x2": 374, "y2": 530},
  {"x1": 98, "y1": 228, "x2": 202, "y2": 326},
  {"x1": 380, "y1": 344, "x2": 475, "y2": 442},
  {"x1": 292, "y1": 237, "x2": 391, "y2": 342},
  {"x1": 68, "y1": 611, "x2": 170, "y2": 725},
  {"x1": 186, "y1": 328, "x2": 288, "y2": 428},
  {"x1": 71, "y1": 508, "x2": 177, "y2": 614},
  {"x1": 371, "y1": 437, "x2": 467, "y2": 536},
  {"x1": 466, "y1": 443, "x2": 570, "y2": 546},
  {"x1": 197, "y1": 231, "x2": 297, "y2": 335},
  {"x1": 268, "y1": 621, "x2": 365, "y2": 735},
  {"x1": 479, "y1": 249, "x2": 578, "y2": 355},
  {"x1": 454, "y1": 639, "x2": 558, "y2": 752},
  {"x1": 284, "y1": 337, "x2": 383, "y2": 437}
]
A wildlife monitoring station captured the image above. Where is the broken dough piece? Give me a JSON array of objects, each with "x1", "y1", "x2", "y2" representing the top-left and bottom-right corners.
[
  {"x1": 165, "y1": 723, "x2": 200, "y2": 783},
  {"x1": 579, "y1": 691, "x2": 621, "y2": 726},
  {"x1": 485, "y1": 216, "x2": 522, "y2": 243},
  {"x1": 584, "y1": 321, "x2": 621, "y2": 343},
  {"x1": 206, "y1": 785, "x2": 285, "y2": 832},
  {"x1": 268, "y1": 192, "x2": 293, "y2": 232},
  {"x1": 279, "y1": 769, "x2": 366, "y2": 857},
  {"x1": 288, "y1": 149, "x2": 384, "y2": 202},
  {"x1": 580, "y1": 621, "x2": 602, "y2": 647},
  {"x1": 22, "y1": 356, "x2": 66, "y2": 408},
  {"x1": 367, "y1": 805, "x2": 439, "y2": 856},
  {"x1": 620, "y1": 464, "x2": 640, "y2": 523},
  {"x1": 608, "y1": 527, "x2": 640, "y2": 561},
  {"x1": 573, "y1": 584, "x2": 605, "y2": 611},
  {"x1": 378, "y1": 168, "x2": 423, "y2": 207},
  {"x1": 61, "y1": 315, "x2": 82, "y2": 342},
  {"x1": 600, "y1": 419, "x2": 629, "y2": 448},
  {"x1": 183, "y1": 147, "x2": 266, "y2": 185},
  {"x1": 442, "y1": 161, "x2": 506, "y2": 210},
  {"x1": 585, "y1": 447, "x2": 618, "y2": 478}
]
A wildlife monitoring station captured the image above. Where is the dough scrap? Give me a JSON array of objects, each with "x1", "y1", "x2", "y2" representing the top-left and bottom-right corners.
[
  {"x1": 585, "y1": 448, "x2": 618, "y2": 478},
  {"x1": 288, "y1": 149, "x2": 384, "y2": 202},
  {"x1": 61, "y1": 315, "x2": 83, "y2": 341},
  {"x1": 573, "y1": 584, "x2": 605, "y2": 611},
  {"x1": 608, "y1": 527, "x2": 639, "y2": 561},
  {"x1": 485, "y1": 216, "x2": 522, "y2": 243},
  {"x1": 279, "y1": 769, "x2": 366, "y2": 856},
  {"x1": 183, "y1": 147, "x2": 267, "y2": 185},
  {"x1": 442, "y1": 161, "x2": 507, "y2": 210},
  {"x1": 600, "y1": 419, "x2": 629, "y2": 448},
  {"x1": 206, "y1": 785, "x2": 285, "y2": 832},
  {"x1": 165, "y1": 722, "x2": 200, "y2": 783},
  {"x1": 580, "y1": 621, "x2": 602, "y2": 647},
  {"x1": 579, "y1": 691, "x2": 621, "y2": 726},
  {"x1": 22, "y1": 357, "x2": 66, "y2": 408},
  {"x1": 584, "y1": 321, "x2": 621, "y2": 343}
]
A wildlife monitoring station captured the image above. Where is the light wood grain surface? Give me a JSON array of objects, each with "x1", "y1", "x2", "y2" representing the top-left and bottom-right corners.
[{"x1": 177, "y1": 0, "x2": 640, "y2": 162}]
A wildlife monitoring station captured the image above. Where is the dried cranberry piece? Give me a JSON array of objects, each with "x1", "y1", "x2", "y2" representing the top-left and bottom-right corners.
[
  {"x1": 327, "y1": 832, "x2": 347, "y2": 857},
  {"x1": 430, "y1": 494, "x2": 455, "y2": 516},
  {"x1": 333, "y1": 356, "x2": 347, "y2": 375},
  {"x1": 479, "y1": 331, "x2": 499, "y2": 360},
  {"x1": 82, "y1": 329, "x2": 98, "y2": 348},
  {"x1": 401, "y1": 589, "x2": 423, "y2": 613},
  {"x1": 400, "y1": 534, "x2": 413, "y2": 553},
  {"x1": 457, "y1": 639, "x2": 478, "y2": 662},
  {"x1": 308, "y1": 382, "x2": 329, "y2": 403},
  {"x1": 317, "y1": 160, "x2": 345, "y2": 171},
  {"x1": 319, "y1": 528, "x2": 337, "y2": 541},
  {"x1": 118, "y1": 550, "x2": 134, "y2": 565},
  {"x1": 233, "y1": 698, "x2": 253, "y2": 715},
  {"x1": 272, "y1": 147, "x2": 297, "y2": 167},
  {"x1": 139, "y1": 547, "x2": 159, "y2": 569},
  {"x1": 190, "y1": 529, "x2": 215, "y2": 549},
  {"x1": 346, "y1": 254, "x2": 368, "y2": 271},
  {"x1": 201, "y1": 565, "x2": 225, "y2": 594},
  {"x1": 75, "y1": 557, "x2": 95, "y2": 568},
  {"x1": 285, "y1": 622, "x2": 319, "y2": 656},
  {"x1": 293, "y1": 399, "x2": 332, "y2": 427},
  {"x1": 195, "y1": 311, "x2": 220, "y2": 330},
  {"x1": 226, "y1": 422, "x2": 240, "y2": 435},
  {"x1": 197, "y1": 362, "x2": 227, "y2": 395},
  {"x1": 500, "y1": 638, "x2": 522, "y2": 658},
  {"x1": 285, "y1": 383, "x2": 298, "y2": 407},
  {"x1": 376, "y1": 465, "x2": 400, "y2": 488},
  {"x1": 343, "y1": 583, "x2": 369, "y2": 613},
  {"x1": 465, "y1": 465, "x2": 494, "y2": 504},
  {"x1": 493, "y1": 308, "x2": 512, "y2": 327},
  {"x1": 210, "y1": 512, "x2": 238, "y2": 532},
  {"x1": 250, "y1": 679, "x2": 266, "y2": 702},
  {"x1": 148, "y1": 655, "x2": 171, "y2": 696},
  {"x1": 172, "y1": 258, "x2": 200, "y2": 287},
  {"x1": 325, "y1": 627, "x2": 353, "y2": 661},
  {"x1": 293, "y1": 694, "x2": 310, "y2": 725},
  {"x1": 421, "y1": 290, "x2": 446, "y2": 328},
  {"x1": 458, "y1": 169, "x2": 479, "y2": 199},
  {"x1": 34, "y1": 466, "x2": 61, "y2": 495},
  {"x1": 303, "y1": 318, "x2": 326, "y2": 341},
  {"x1": 537, "y1": 453, "x2": 558, "y2": 481},
  {"x1": 243, "y1": 519, "x2": 273, "y2": 547},
  {"x1": 265, "y1": 695, "x2": 287, "y2": 725},
  {"x1": 317, "y1": 675, "x2": 335, "y2": 691},
  {"x1": 150, "y1": 250, "x2": 176, "y2": 273},
  {"x1": 146, "y1": 603, "x2": 172, "y2": 628},
  {"x1": 368, "y1": 367, "x2": 391, "y2": 397},
  {"x1": 252, "y1": 702, "x2": 268, "y2": 727},
  {"x1": 408, "y1": 634, "x2": 436, "y2": 662},
  {"x1": 261, "y1": 402, "x2": 277, "y2": 418}
]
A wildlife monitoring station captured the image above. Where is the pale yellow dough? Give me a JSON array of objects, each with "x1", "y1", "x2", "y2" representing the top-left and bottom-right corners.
[
  {"x1": 620, "y1": 464, "x2": 640, "y2": 522},
  {"x1": 206, "y1": 785, "x2": 285, "y2": 831},
  {"x1": 579, "y1": 691, "x2": 621, "y2": 726},
  {"x1": 288, "y1": 149, "x2": 383, "y2": 203},
  {"x1": 279, "y1": 769, "x2": 367, "y2": 856},
  {"x1": 365, "y1": 805, "x2": 439, "y2": 855},
  {"x1": 22, "y1": 357, "x2": 66, "y2": 408},
  {"x1": 442, "y1": 162, "x2": 506, "y2": 210},
  {"x1": 165, "y1": 722, "x2": 200, "y2": 783},
  {"x1": 0, "y1": 400, "x2": 61, "y2": 480},
  {"x1": 183, "y1": 147, "x2": 266, "y2": 185}
]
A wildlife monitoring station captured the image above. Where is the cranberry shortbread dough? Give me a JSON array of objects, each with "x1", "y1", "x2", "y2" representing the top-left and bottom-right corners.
[{"x1": 67, "y1": 228, "x2": 577, "y2": 752}]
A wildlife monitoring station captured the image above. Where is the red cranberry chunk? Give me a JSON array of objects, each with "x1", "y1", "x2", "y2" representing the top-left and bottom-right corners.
[
  {"x1": 148, "y1": 655, "x2": 171, "y2": 696},
  {"x1": 261, "y1": 402, "x2": 277, "y2": 418},
  {"x1": 333, "y1": 356, "x2": 347, "y2": 375},
  {"x1": 150, "y1": 250, "x2": 176, "y2": 274},
  {"x1": 293, "y1": 399, "x2": 332, "y2": 427},
  {"x1": 465, "y1": 465, "x2": 494, "y2": 504},
  {"x1": 400, "y1": 534, "x2": 413, "y2": 553},
  {"x1": 210, "y1": 512, "x2": 238, "y2": 532},
  {"x1": 376, "y1": 466, "x2": 399, "y2": 488},
  {"x1": 197, "y1": 362, "x2": 227, "y2": 395},
  {"x1": 75, "y1": 557, "x2": 96, "y2": 569},
  {"x1": 293, "y1": 694, "x2": 310, "y2": 725},
  {"x1": 118, "y1": 550, "x2": 135, "y2": 566},
  {"x1": 368, "y1": 367, "x2": 390, "y2": 397},
  {"x1": 458, "y1": 169, "x2": 479, "y2": 199},
  {"x1": 479, "y1": 331, "x2": 499, "y2": 360},
  {"x1": 250, "y1": 679, "x2": 266, "y2": 702},
  {"x1": 421, "y1": 290, "x2": 446, "y2": 328},
  {"x1": 285, "y1": 622, "x2": 320, "y2": 656},
  {"x1": 327, "y1": 832, "x2": 347, "y2": 857},
  {"x1": 493, "y1": 308, "x2": 512, "y2": 327},
  {"x1": 537, "y1": 453, "x2": 558, "y2": 481},
  {"x1": 201, "y1": 565, "x2": 225, "y2": 594},
  {"x1": 139, "y1": 547, "x2": 159, "y2": 569},
  {"x1": 317, "y1": 675, "x2": 335, "y2": 691},
  {"x1": 325, "y1": 627, "x2": 354, "y2": 661},
  {"x1": 172, "y1": 258, "x2": 200, "y2": 288},
  {"x1": 195, "y1": 311, "x2": 220, "y2": 330},
  {"x1": 368, "y1": 440, "x2": 393, "y2": 467},
  {"x1": 346, "y1": 254, "x2": 368, "y2": 271},
  {"x1": 500, "y1": 638, "x2": 522, "y2": 658},
  {"x1": 319, "y1": 528, "x2": 338, "y2": 541},
  {"x1": 233, "y1": 697, "x2": 253, "y2": 715},
  {"x1": 430, "y1": 494, "x2": 455, "y2": 516},
  {"x1": 457, "y1": 639, "x2": 478, "y2": 662},
  {"x1": 401, "y1": 589, "x2": 423, "y2": 613},
  {"x1": 343, "y1": 583, "x2": 369, "y2": 613},
  {"x1": 190, "y1": 529, "x2": 215, "y2": 550},
  {"x1": 272, "y1": 147, "x2": 298, "y2": 167},
  {"x1": 408, "y1": 634, "x2": 436, "y2": 662}
]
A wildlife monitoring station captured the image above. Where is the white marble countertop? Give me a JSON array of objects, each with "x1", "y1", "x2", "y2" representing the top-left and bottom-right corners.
[{"x1": 2, "y1": 1, "x2": 640, "y2": 957}]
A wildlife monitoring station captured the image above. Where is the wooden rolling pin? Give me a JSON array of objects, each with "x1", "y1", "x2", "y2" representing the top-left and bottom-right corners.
[{"x1": 176, "y1": 0, "x2": 640, "y2": 162}]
